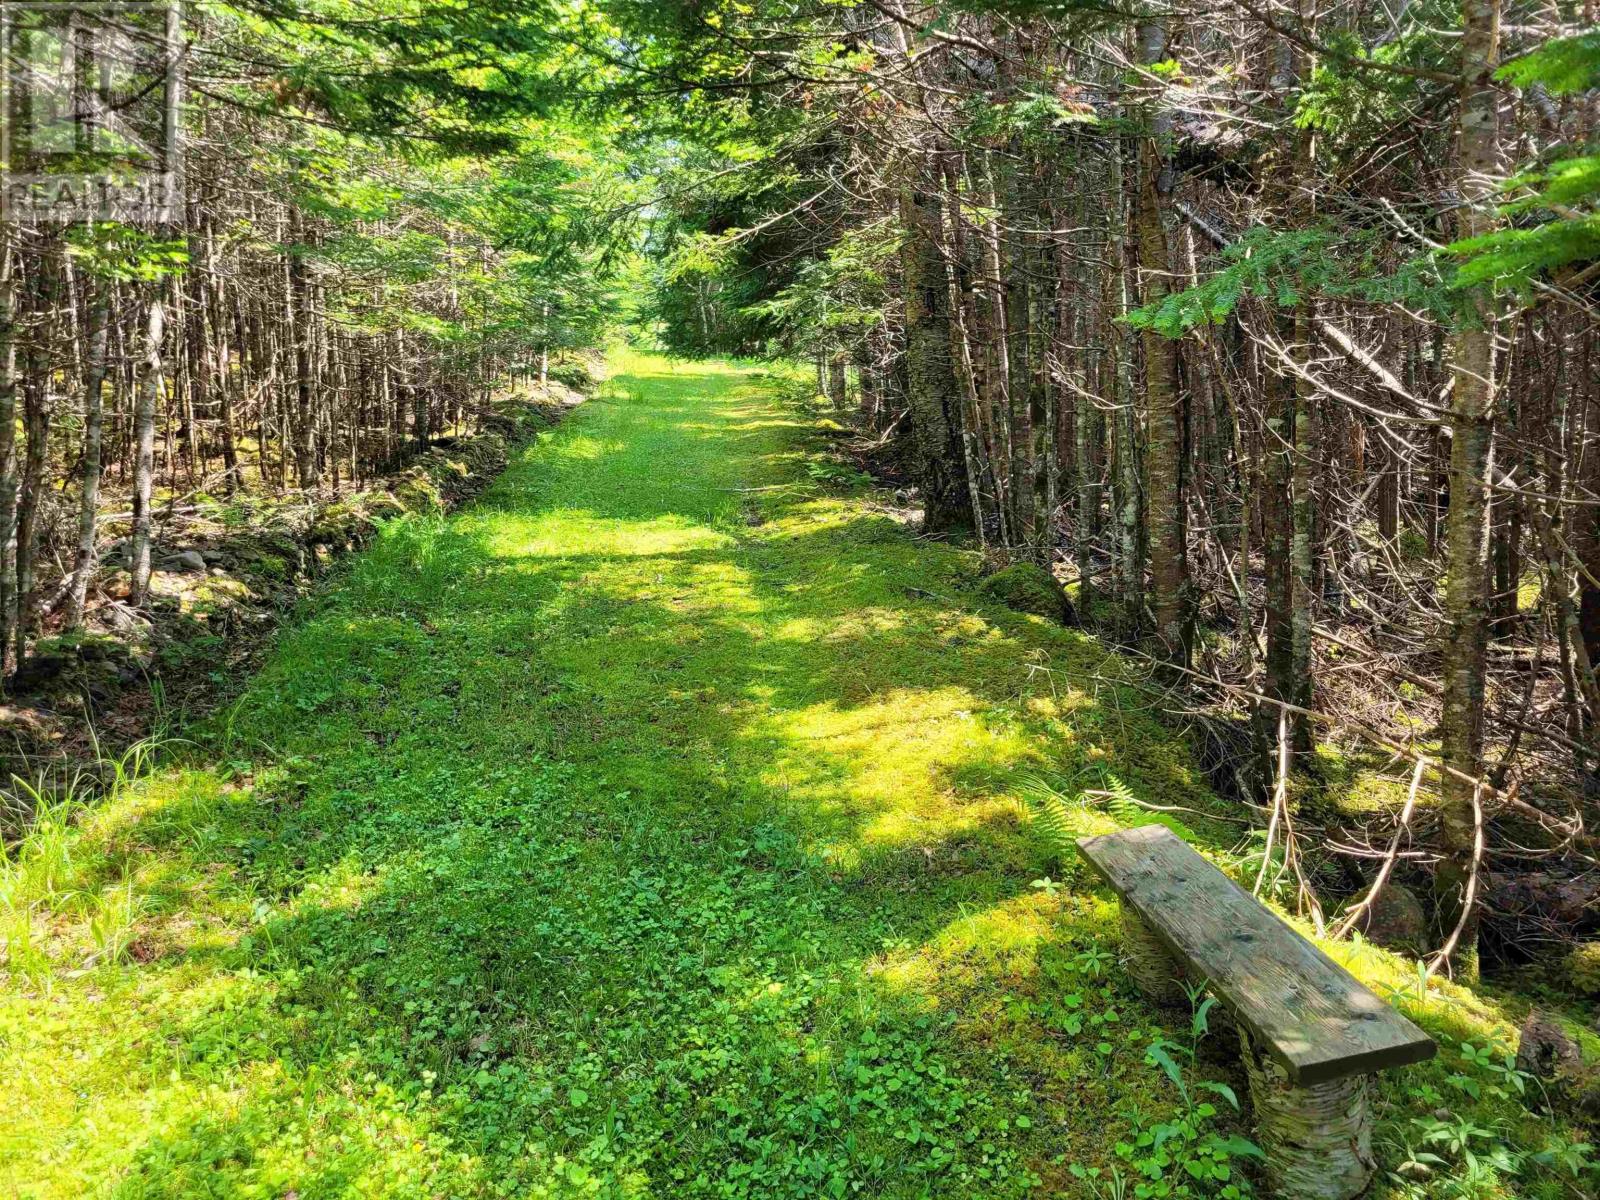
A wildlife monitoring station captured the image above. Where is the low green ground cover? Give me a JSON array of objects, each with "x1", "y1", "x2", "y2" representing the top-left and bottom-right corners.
[{"x1": 2, "y1": 352, "x2": 1592, "y2": 1198}]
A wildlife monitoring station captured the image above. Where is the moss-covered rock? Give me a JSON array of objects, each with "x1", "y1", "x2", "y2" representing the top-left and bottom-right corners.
[
  {"x1": 547, "y1": 358, "x2": 598, "y2": 392},
  {"x1": 1566, "y1": 941, "x2": 1600, "y2": 999},
  {"x1": 979, "y1": 563, "x2": 1075, "y2": 624},
  {"x1": 232, "y1": 531, "x2": 302, "y2": 580},
  {"x1": 365, "y1": 492, "x2": 407, "y2": 521},
  {"x1": 309, "y1": 499, "x2": 377, "y2": 547},
  {"x1": 187, "y1": 576, "x2": 254, "y2": 615},
  {"x1": 393, "y1": 470, "x2": 445, "y2": 514},
  {"x1": 1352, "y1": 882, "x2": 1428, "y2": 957}
]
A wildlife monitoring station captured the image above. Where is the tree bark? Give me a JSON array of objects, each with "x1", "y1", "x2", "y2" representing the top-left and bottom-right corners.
[
  {"x1": 130, "y1": 293, "x2": 168, "y2": 607},
  {"x1": 1135, "y1": 18, "x2": 1186, "y2": 663},
  {"x1": 0, "y1": 237, "x2": 17, "y2": 680},
  {"x1": 899, "y1": 186, "x2": 972, "y2": 533},
  {"x1": 1436, "y1": 0, "x2": 1502, "y2": 982},
  {"x1": 65, "y1": 280, "x2": 112, "y2": 627}
]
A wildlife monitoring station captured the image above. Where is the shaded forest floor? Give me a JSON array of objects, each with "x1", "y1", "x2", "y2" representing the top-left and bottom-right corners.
[
  {"x1": 0, "y1": 373, "x2": 593, "y2": 791},
  {"x1": 0, "y1": 352, "x2": 1590, "y2": 1198}
]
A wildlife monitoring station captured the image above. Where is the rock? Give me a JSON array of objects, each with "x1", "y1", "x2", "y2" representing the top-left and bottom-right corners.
[
  {"x1": 1486, "y1": 869, "x2": 1600, "y2": 933},
  {"x1": 7, "y1": 654, "x2": 70, "y2": 691},
  {"x1": 1516, "y1": 1009, "x2": 1600, "y2": 1117},
  {"x1": 101, "y1": 567, "x2": 133, "y2": 600},
  {"x1": 232, "y1": 532, "x2": 301, "y2": 580},
  {"x1": 978, "y1": 563, "x2": 1076, "y2": 624},
  {"x1": 200, "y1": 549, "x2": 227, "y2": 565},
  {"x1": 72, "y1": 634, "x2": 130, "y2": 663},
  {"x1": 1516, "y1": 1009, "x2": 1581, "y2": 1081},
  {"x1": 1354, "y1": 882, "x2": 1429, "y2": 957},
  {"x1": 309, "y1": 498, "x2": 377, "y2": 547},
  {"x1": 146, "y1": 570, "x2": 189, "y2": 600},
  {"x1": 185, "y1": 576, "x2": 254, "y2": 616},
  {"x1": 393, "y1": 470, "x2": 444, "y2": 514},
  {"x1": 102, "y1": 603, "x2": 150, "y2": 638},
  {"x1": 171, "y1": 550, "x2": 207, "y2": 573},
  {"x1": 366, "y1": 493, "x2": 406, "y2": 520},
  {"x1": 80, "y1": 659, "x2": 123, "y2": 704}
]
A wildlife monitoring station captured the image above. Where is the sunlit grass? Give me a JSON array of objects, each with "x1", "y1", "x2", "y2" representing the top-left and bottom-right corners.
[{"x1": 0, "y1": 351, "x2": 1590, "y2": 1199}]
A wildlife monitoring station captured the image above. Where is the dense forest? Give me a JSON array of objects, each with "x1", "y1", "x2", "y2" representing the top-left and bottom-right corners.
[
  {"x1": 2, "y1": 0, "x2": 1599, "y2": 1195},
  {"x1": 641, "y1": 0, "x2": 1600, "y2": 986},
  {"x1": 0, "y1": 0, "x2": 632, "y2": 663}
]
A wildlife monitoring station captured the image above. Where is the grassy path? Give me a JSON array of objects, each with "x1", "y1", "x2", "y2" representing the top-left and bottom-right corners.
[{"x1": 0, "y1": 354, "x2": 1551, "y2": 1199}]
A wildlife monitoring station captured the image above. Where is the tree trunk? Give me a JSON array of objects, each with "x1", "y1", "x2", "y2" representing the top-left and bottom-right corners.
[
  {"x1": 0, "y1": 238, "x2": 17, "y2": 680},
  {"x1": 1435, "y1": 0, "x2": 1502, "y2": 981},
  {"x1": 15, "y1": 348, "x2": 50, "y2": 670},
  {"x1": 899, "y1": 186, "x2": 971, "y2": 533},
  {"x1": 1135, "y1": 18, "x2": 1186, "y2": 663},
  {"x1": 67, "y1": 277, "x2": 113, "y2": 627},
  {"x1": 130, "y1": 293, "x2": 168, "y2": 607},
  {"x1": 288, "y1": 208, "x2": 320, "y2": 487}
]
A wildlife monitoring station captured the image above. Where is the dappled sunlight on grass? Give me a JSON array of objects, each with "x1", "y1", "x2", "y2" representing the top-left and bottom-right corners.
[
  {"x1": 481, "y1": 510, "x2": 740, "y2": 560},
  {"x1": 752, "y1": 684, "x2": 1042, "y2": 865},
  {"x1": 2, "y1": 353, "x2": 1589, "y2": 1200}
]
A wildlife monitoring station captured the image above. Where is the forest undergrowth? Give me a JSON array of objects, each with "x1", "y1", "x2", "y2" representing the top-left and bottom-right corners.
[{"x1": 1, "y1": 351, "x2": 1594, "y2": 1199}]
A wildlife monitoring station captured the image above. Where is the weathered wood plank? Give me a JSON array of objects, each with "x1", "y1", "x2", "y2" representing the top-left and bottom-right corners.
[{"x1": 1077, "y1": 824, "x2": 1435, "y2": 1085}]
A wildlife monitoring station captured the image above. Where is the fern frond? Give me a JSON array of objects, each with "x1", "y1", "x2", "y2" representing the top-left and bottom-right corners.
[
  {"x1": 1098, "y1": 771, "x2": 1199, "y2": 844},
  {"x1": 1015, "y1": 769, "x2": 1086, "y2": 860},
  {"x1": 1101, "y1": 772, "x2": 1143, "y2": 826}
]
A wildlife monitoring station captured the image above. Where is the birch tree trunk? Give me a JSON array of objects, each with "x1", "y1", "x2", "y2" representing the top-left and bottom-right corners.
[{"x1": 130, "y1": 293, "x2": 168, "y2": 607}]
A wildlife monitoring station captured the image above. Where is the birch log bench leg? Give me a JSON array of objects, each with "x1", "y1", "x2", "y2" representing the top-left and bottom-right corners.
[{"x1": 1076, "y1": 825, "x2": 1436, "y2": 1200}]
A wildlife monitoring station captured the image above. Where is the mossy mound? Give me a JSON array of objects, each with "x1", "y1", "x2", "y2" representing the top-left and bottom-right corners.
[
  {"x1": 407, "y1": 432, "x2": 511, "y2": 509},
  {"x1": 979, "y1": 562, "x2": 1075, "y2": 624},
  {"x1": 309, "y1": 500, "x2": 378, "y2": 548},
  {"x1": 231, "y1": 531, "x2": 302, "y2": 580},
  {"x1": 1567, "y1": 941, "x2": 1600, "y2": 998},
  {"x1": 547, "y1": 358, "x2": 599, "y2": 392}
]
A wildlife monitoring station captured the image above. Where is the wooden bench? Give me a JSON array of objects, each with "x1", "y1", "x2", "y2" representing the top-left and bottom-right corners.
[{"x1": 1077, "y1": 824, "x2": 1435, "y2": 1200}]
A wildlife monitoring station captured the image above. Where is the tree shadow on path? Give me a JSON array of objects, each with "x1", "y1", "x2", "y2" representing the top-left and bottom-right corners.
[{"x1": 7, "y1": 357, "x2": 1359, "y2": 1200}]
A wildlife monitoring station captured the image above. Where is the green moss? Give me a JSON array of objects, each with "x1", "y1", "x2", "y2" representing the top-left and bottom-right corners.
[
  {"x1": 185, "y1": 577, "x2": 253, "y2": 615},
  {"x1": 979, "y1": 563, "x2": 1074, "y2": 624},
  {"x1": 225, "y1": 537, "x2": 297, "y2": 585},
  {"x1": 392, "y1": 469, "x2": 444, "y2": 513},
  {"x1": 308, "y1": 499, "x2": 377, "y2": 547},
  {"x1": 1567, "y1": 942, "x2": 1600, "y2": 998},
  {"x1": 33, "y1": 631, "x2": 130, "y2": 661}
]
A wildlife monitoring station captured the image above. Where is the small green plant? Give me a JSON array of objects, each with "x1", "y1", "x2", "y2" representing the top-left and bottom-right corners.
[
  {"x1": 1529, "y1": 1134, "x2": 1597, "y2": 1182},
  {"x1": 1068, "y1": 1162, "x2": 1132, "y2": 1199},
  {"x1": 803, "y1": 458, "x2": 871, "y2": 488},
  {"x1": 1, "y1": 778, "x2": 86, "y2": 908},
  {"x1": 1408, "y1": 1115, "x2": 1514, "y2": 1176},
  {"x1": 1453, "y1": 1039, "x2": 1529, "y2": 1102},
  {"x1": 1, "y1": 736, "x2": 165, "y2": 982},
  {"x1": 86, "y1": 879, "x2": 143, "y2": 967},
  {"x1": 1384, "y1": 1029, "x2": 1595, "y2": 1194},
  {"x1": 1016, "y1": 769, "x2": 1086, "y2": 860},
  {"x1": 1074, "y1": 987, "x2": 1263, "y2": 1197},
  {"x1": 1019, "y1": 767, "x2": 1197, "y2": 866},
  {"x1": 1072, "y1": 945, "x2": 1113, "y2": 979}
]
